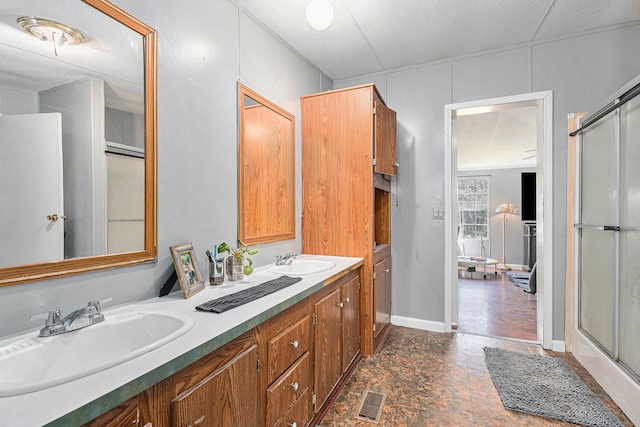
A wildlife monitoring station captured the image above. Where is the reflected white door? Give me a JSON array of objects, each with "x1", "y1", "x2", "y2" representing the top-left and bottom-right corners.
[{"x1": 0, "y1": 113, "x2": 64, "y2": 266}]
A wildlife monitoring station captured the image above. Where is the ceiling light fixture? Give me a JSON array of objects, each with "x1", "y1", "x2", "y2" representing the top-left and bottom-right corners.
[
  {"x1": 17, "y1": 16, "x2": 84, "y2": 56},
  {"x1": 306, "y1": 0, "x2": 334, "y2": 31}
]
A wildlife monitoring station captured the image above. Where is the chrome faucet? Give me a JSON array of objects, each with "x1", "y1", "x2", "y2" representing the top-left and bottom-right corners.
[
  {"x1": 275, "y1": 253, "x2": 297, "y2": 266},
  {"x1": 37, "y1": 301, "x2": 105, "y2": 337}
]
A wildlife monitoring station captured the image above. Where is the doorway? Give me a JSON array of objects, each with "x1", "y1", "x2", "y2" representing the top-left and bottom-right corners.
[{"x1": 444, "y1": 91, "x2": 554, "y2": 349}]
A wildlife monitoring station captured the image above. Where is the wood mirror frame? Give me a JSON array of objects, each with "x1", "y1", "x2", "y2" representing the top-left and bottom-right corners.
[
  {"x1": 0, "y1": 0, "x2": 157, "y2": 287},
  {"x1": 238, "y1": 84, "x2": 295, "y2": 245}
]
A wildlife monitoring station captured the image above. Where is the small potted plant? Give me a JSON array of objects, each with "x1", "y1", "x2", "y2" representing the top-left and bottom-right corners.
[{"x1": 217, "y1": 240, "x2": 259, "y2": 281}]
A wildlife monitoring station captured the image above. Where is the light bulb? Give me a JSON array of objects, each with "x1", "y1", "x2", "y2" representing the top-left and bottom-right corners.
[{"x1": 306, "y1": 0, "x2": 333, "y2": 31}]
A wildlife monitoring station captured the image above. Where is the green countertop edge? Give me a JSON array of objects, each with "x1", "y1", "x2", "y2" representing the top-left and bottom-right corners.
[{"x1": 44, "y1": 280, "x2": 327, "y2": 427}]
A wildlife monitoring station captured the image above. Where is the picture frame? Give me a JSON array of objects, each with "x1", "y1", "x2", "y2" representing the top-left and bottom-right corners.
[{"x1": 170, "y1": 243, "x2": 205, "y2": 299}]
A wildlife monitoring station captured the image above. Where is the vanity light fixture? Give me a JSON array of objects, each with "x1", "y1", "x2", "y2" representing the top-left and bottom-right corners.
[
  {"x1": 306, "y1": 0, "x2": 334, "y2": 31},
  {"x1": 17, "y1": 16, "x2": 84, "y2": 56}
]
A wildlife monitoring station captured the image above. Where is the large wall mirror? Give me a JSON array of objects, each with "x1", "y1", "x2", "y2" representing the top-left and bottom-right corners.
[
  {"x1": 238, "y1": 84, "x2": 295, "y2": 245},
  {"x1": 0, "y1": 0, "x2": 157, "y2": 286}
]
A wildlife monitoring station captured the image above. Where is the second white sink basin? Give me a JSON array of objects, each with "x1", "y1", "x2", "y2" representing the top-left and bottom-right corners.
[
  {"x1": 0, "y1": 311, "x2": 194, "y2": 397},
  {"x1": 268, "y1": 259, "x2": 336, "y2": 275}
]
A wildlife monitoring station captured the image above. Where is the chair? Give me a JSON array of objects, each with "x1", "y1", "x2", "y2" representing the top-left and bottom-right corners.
[{"x1": 457, "y1": 235, "x2": 499, "y2": 279}]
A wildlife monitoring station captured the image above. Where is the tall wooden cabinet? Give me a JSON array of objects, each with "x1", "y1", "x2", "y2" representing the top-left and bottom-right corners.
[{"x1": 301, "y1": 84, "x2": 396, "y2": 356}]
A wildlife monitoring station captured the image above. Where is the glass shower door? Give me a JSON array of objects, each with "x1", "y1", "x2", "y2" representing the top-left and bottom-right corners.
[{"x1": 578, "y1": 110, "x2": 617, "y2": 356}]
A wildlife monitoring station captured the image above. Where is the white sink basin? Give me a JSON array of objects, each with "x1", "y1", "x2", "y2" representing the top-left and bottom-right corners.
[
  {"x1": 268, "y1": 259, "x2": 336, "y2": 275},
  {"x1": 0, "y1": 311, "x2": 194, "y2": 397}
]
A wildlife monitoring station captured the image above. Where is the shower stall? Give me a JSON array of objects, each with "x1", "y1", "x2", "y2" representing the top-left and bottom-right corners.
[{"x1": 571, "y1": 77, "x2": 640, "y2": 425}]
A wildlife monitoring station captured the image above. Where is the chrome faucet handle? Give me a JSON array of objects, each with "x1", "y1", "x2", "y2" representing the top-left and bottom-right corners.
[
  {"x1": 87, "y1": 300, "x2": 101, "y2": 313},
  {"x1": 85, "y1": 301, "x2": 105, "y2": 324},
  {"x1": 45, "y1": 310, "x2": 62, "y2": 326}
]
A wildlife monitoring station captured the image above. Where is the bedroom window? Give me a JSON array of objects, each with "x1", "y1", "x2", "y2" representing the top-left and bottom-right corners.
[{"x1": 457, "y1": 176, "x2": 489, "y2": 239}]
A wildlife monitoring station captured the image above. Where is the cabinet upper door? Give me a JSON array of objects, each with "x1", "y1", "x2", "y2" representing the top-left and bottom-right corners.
[{"x1": 374, "y1": 101, "x2": 397, "y2": 176}]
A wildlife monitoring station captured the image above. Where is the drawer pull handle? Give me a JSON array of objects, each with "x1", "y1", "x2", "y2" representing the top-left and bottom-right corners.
[
  {"x1": 338, "y1": 302, "x2": 344, "y2": 308},
  {"x1": 288, "y1": 423, "x2": 298, "y2": 427},
  {"x1": 290, "y1": 340, "x2": 299, "y2": 349},
  {"x1": 290, "y1": 382, "x2": 299, "y2": 391},
  {"x1": 345, "y1": 297, "x2": 350, "y2": 304}
]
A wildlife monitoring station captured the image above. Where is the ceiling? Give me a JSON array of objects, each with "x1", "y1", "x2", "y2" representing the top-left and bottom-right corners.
[
  {"x1": 0, "y1": 0, "x2": 144, "y2": 111},
  {"x1": 456, "y1": 100, "x2": 538, "y2": 171},
  {"x1": 235, "y1": 0, "x2": 640, "y2": 170},
  {"x1": 235, "y1": 0, "x2": 640, "y2": 81}
]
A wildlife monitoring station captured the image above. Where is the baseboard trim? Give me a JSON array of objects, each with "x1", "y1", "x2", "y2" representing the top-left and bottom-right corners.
[
  {"x1": 552, "y1": 340, "x2": 566, "y2": 352},
  {"x1": 391, "y1": 315, "x2": 445, "y2": 333}
]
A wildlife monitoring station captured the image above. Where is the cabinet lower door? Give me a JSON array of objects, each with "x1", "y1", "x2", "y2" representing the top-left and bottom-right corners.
[
  {"x1": 314, "y1": 288, "x2": 343, "y2": 410},
  {"x1": 171, "y1": 345, "x2": 258, "y2": 427},
  {"x1": 374, "y1": 257, "x2": 391, "y2": 338},
  {"x1": 341, "y1": 275, "x2": 360, "y2": 370}
]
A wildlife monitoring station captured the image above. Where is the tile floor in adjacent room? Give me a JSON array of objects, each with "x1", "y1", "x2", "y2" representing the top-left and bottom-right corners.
[{"x1": 320, "y1": 326, "x2": 634, "y2": 427}]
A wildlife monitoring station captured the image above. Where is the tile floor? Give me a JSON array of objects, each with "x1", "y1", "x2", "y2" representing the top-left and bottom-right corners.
[{"x1": 320, "y1": 326, "x2": 634, "y2": 427}]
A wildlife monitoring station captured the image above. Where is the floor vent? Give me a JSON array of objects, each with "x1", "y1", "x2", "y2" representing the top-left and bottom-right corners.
[{"x1": 354, "y1": 390, "x2": 386, "y2": 423}]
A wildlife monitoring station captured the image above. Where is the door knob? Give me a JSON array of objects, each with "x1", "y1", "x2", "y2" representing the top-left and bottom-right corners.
[
  {"x1": 290, "y1": 340, "x2": 299, "y2": 349},
  {"x1": 345, "y1": 297, "x2": 350, "y2": 304},
  {"x1": 290, "y1": 382, "x2": 299, "y2": 391}
]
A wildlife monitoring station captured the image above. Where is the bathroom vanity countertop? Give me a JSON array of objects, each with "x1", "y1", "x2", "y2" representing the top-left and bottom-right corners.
[{"x1": 0, "y1": 254, "x2": 363, "y2": 427}]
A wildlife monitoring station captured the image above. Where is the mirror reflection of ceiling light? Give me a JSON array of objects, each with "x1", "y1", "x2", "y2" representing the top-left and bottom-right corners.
[
  {"x1": 306, "y1": 0, "x2": 334, "y2": 31},
  {"x1": 16, "y1": 16, "x2": 84, "y2": 56}
]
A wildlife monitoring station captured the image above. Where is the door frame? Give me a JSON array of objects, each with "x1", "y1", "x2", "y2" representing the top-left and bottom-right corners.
[{"x1": 444, "y1": 91, "x2": 554, "y2": 349}]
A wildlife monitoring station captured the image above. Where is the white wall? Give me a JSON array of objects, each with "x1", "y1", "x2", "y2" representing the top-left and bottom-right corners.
[
  {"x1": 336, "y1": 23, "x2": 640, "y2": 340},
  {"x1": 0, "y1": 86, "x2": 38, "y2": 114},
  {"x1": 0, "y1": 0, "x2": 329, "y2": 338},
  {"x1": 40, "y1": 79, "x2": 104, "y2": 258}
]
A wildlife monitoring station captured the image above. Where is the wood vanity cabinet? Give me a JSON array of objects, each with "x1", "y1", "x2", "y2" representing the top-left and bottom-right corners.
[
  {"x1": 257, "y1": 299, "x2": 313, "y2": 427},
  {"x1": 138, "y1": 330, "x2": 258, "y2": 427},
  {"x1": 85, "y1": 266, "x2": 362, "y2": 427},
  {"x1": 301, "y1": 84, "x2": 396, "y2": 356},
  {"x1": 313, "y1": 269, "x2": 361, "y2": 411}
]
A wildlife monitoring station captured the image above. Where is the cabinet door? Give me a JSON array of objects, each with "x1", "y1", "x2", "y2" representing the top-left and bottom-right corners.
[
  {"x1": 171, "y1": 345, "x2": 258, "y2": 427},
  {"x1": 374, "y1": 257, "x2": 391, "y2": 338},
  {"x1": 341, "y1": 275, "x2": 360, "y2": 370},
  {"x1": 82, "y1": 396, "x2": 138, "y2": 427},
  {"x1": 313, "y1": 288, "x2": 343, "y2": 410},
  {"x1": 374, "y1": 101, "x2": 397, "y2": 176}
]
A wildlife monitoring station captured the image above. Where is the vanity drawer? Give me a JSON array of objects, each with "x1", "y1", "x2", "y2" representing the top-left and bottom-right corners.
[
  {"x1": 274, "y1": 388, "x2": 310, "y2": 427},
  {"x1": 268, "y1": 314, "x2": 311, "y2": 383},
  {"x1": 266, "y1": 352, "x2": 310, "y2": 427}
]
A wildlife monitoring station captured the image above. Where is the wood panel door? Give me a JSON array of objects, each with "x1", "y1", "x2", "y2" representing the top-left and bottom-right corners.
[
  {"x1": 374, "y1": 257, "x2": 391, "y2": 338},
  {"x1": 171, "y1": 345, "x2": 259, "y2": 427},
  {"x1": 374, "y1": 101, "x2": 397, "y2": 176},
  {"x1": 313, "y1": 288, "x2": 342, "y2": 411},
  {"x1": 341, "y1": 275, "x2": 360, "y2": 370}
]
